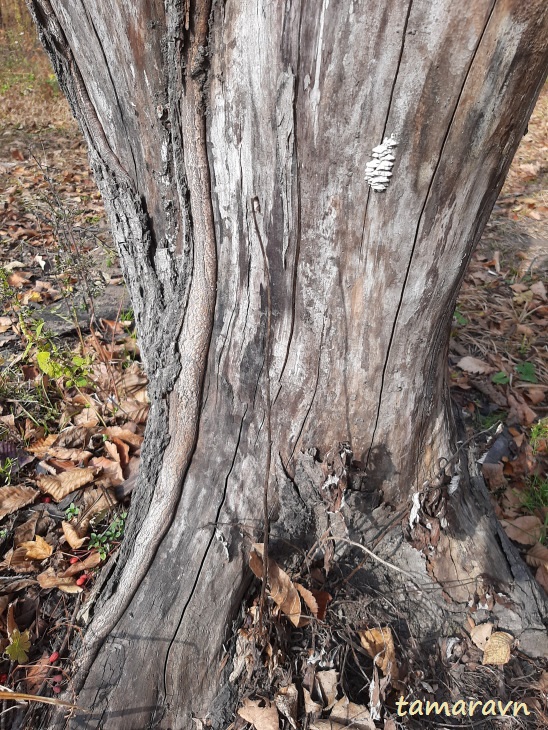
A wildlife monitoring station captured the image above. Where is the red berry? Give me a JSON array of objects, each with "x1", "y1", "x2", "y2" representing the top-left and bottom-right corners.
[
  {"x1": 69, "y1": 557, "x2": 80, "y2": 564},
  {"x1": 52, "y1": 685, "x2": 61, "y2": 694},
  {"x1": 0, "y1": 673, "x2": 8, "y2": 683},
  {"x1": 48, "y1": 652, "x2": 59, "y2": 664},
  {"x1": 41, "y1": 496, "x2": 52, "y2": 503},
  {"x1": 76, "y1": 575, "x2": 87, "y2": 586},
  {"x1": 52, "y1": 674, "x2": 63, "y2": 683}
]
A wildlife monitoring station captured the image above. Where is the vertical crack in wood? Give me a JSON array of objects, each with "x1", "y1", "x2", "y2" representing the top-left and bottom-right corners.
[{"x1": 364, "y1": 1, "x2": 498, "y2": 482}]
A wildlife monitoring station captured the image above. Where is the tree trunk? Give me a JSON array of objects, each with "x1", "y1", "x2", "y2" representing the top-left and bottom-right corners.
[{"x1": 25, "y1": 1, "x2": 548, "y2": 728}]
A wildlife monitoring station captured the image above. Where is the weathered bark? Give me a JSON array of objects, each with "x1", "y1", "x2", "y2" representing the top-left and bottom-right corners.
[{"x1": 24, "y1": 0, "x2": 548, "y2": 728}]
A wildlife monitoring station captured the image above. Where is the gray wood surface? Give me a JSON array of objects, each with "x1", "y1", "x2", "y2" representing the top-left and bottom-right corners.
[{"x1": 24, "y1": 0, "x2": 548, "y2": 727}]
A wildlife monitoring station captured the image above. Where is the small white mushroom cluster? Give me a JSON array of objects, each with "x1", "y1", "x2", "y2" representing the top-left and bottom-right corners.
[{"x1": 364, "y1": 135, "x2": 397, "y2": 192}]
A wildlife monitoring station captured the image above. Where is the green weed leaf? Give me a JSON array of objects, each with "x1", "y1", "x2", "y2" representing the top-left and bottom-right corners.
[
  {"x1": 5, "y1": 629, "x2": 31, "y2": 663},
  {"x1": 516, "y1": 362, "x2": 538, "y2": 383}
]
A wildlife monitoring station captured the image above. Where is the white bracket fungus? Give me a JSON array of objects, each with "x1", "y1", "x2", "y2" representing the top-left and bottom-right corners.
[{"x1": 365, "y1": 135, "x2": 397, "y2": 192}]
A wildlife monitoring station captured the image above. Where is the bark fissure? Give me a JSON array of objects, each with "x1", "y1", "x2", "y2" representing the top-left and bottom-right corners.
[{"x1": 365, "y1": 0, "x2": 497, "y2": 480}]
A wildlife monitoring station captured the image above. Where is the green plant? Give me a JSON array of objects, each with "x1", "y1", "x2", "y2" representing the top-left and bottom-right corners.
[
  {"x1": 477, "y1": 410, "x2": 507, "y2": 431},
  {"x1": 89, "y1": 510, "x2": 128, "y2": 560},
  {"x1": 515, "y1": 361, "x2": 537, "y2": 383},
  {"x1": 36, "y1": 347, "x2": 93, "y2": 388},
  {"x1": 530, "y1": 418, "x2": 548, "y2": 454},
  {"x1": 64, "y1": 502, "x2": 80, "y2": 520},
  {"x1": 0, "y1": 457, "x2": 16, "y2": 486},
  {"x1": 491, "y1": 371, "x2": 510, "y2": 385},
  {"x1": 0, "y1": 528, "x2": 9, "y2": 541},
  {"x1": 521, "y1": 475, "x2": 548, "y2": 514},
  {"x1": 453, "y1": 307, "x2": 467, "y2": 326}
]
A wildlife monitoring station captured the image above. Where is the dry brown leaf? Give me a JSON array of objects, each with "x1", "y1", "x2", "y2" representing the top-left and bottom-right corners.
[
  {"x1": 1, "y1": 547, "x2": 37, "y2": 573},
  {"x1": 501, "y1": 515, "x2": 542, "y2": 545},
  {"x1": 0, "y1": 578, "x2": 37, "y2": 595},
  {"x1": 237, "y1": 699, "x2": 279, "y2": 730},
  {"x1": 118, "y1": 399, "x2": 149, "y2": 423},
  {"x1": 77, "y1": 487, "x2": 117, "y2": 534},
  {"x1": 37, "y1": 568, "x2": 81, "y2": 593},
  {"x1": 526, "y1": 387, "x2": 546, "y2": 405},
  {"x1": 61, "y1": 521, "x2": 86, "y2": 550},
  {"x1": 358, "y1": 627, "x2": 399, "y2": 679},
  {"x1": 250, "y1": 544, "x2": 302, "y2": 627},
  {"x1": 310, "y1": 722, "x2": 346, "y2": 730},
  {"x1": 316, "y1": 670, "x2": 339, "y2": 711},
  {"x1": 470, "y1": 622, "x2": 493, "y2": 650},
  {"x1": 531, "y1": 281, "x2": 547, "y2": 300},
  {"x1": 26, "y1": 434, "x2": 57, "y2": 457},
  {"x1": 535, "y1": 564, "x2": 548, "y2": 593},
  {"x1": 275, "y1": 684, "x2": 298, "y2": 729},
  {"x1": 13, "y1": 512, "x2": 39, "y2": 547},
  {"x1": 101, "y1": 427, "x2": 143, "y2": 449},
  {"x1": 330, "y1": 696, "x2": 375, "y2": 730},
  {"x1": 482, "y1": 631, "x2": 513, "y2": 665},
  {"x1": 295, "y1": 583, "x2": 318, "y2": 616},
  {"x1": 73, "y1": 408, "x2": 99, "y2": 428},
  {"x1": 526, "y1": 543, "x2": 548, "y2": 569},
  {"x1": 26, "y1": 654, "x2": 50, "y2": 695},
  {"x1": 303, "y1": 687, "x2": 323, "y2": 716},
  {"x1": 508, "y1": 394, "x2": 537, "y2": 426},
  {"x1": 0, "y1": 486, "x2": 38, "y2": 520},
  {"x1": 37, "y1": 467, "x2": 96, "y2": 502},
  {"x1": 47, "y1": 447, "x2": 92, "y2": 464},
  {"x1": 456, "y1": 356, "x2": 495, "y2": 375},
  {"x1": 90, "y1": 456, "x2": 124, "y2": 486},
  {"x1": 54, "y1": 426, "x2": 93, "y2": 449},
  {"x1": 19, "y1": 535, "x2": 53, "y2": 561},
  {"x1": 311, "y1": 589, "x2": 332, "y2": 620},
  {"x1": 60, "y1": 550, "x2": 101, "y2": 577}
]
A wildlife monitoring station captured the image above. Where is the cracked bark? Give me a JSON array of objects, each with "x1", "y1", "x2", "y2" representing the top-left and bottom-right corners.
[{"x1": 22, "y1": 0, "x2": 548, "y2": 728}]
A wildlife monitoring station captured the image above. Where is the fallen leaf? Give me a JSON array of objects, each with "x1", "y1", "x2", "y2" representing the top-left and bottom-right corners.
[
  {"x1": 237, "y1": 699, "x2": 279, "y2": 730},
  {"x1": 275, "y1": 684, "x2": 298, "y2": 729},
  {"x1": 26, "y1": 435, "x2": 58, "y2": 457},
  {"x1": 470, "y1": 622, "x2": 493, "y2": 650},
  {"x1": 37, "y1": 467, "x2": 96, "y2": 501},
  {"x1": 26, "y1": 654, "x2": 50, "y2": 694},
  {"x1": 482, "y1": 631, "x2": 513, "y2": 665},
  {"x1": 249, "y1": 544, "x2": 302, "y2": 626},
  {"x1": 526, "y1": 543, "x2": 548, "y2": 569},
  {"x1": 295, "y1": 583, "x2": 318, "y2": 616},
  {"x1": 0, "y1": 486, "x2": 39, "y2": 520},
  {"x1": 535, "y1": 565, "x2": 548, "y2": 593},
  {"x1": 358, "y1": 627, "x2": 398, "y2": 678},
  {"x1": 508, "y1": 394, "x2": 537, "y2": 426},
  {"x1": 14, "y1": 512, "x2": 39, "y2": 547},
  {"x1": 316, "y1": 669, "x2": 339, "y2": 711},
  {"x1": 311, "y1": 589, "x2": 332, "y2": 620},
  {"x1": 37, "y1": 568, "x2": 82, "y2": 593},
  {"x1": 303, "y1": 687, "x2": 323, "y2": 716},
  {"x1": 482, "y1": 462, "x2": 507, "y2": 490},
  {"x1": 501, "y1": 516, "x2": 542, "y2": 545},
  {"x1": 61, "y1": 521, "x2": 86, "y2": 550},
  {"x1": 456, "y1": 356, "x2": 495, "y2": 375},
  {"x1": 100, "y1": 427, "x2": 143, "y2": 448},
  {"x1": 19, "y1": 535, "x2": 53, "y2": 561},
  {"x1": 330, "y1": 696, "x2": 375, "y2": 730},
  {"x1": 60, "y1": 550, "x2": 101, "y2": 576}
]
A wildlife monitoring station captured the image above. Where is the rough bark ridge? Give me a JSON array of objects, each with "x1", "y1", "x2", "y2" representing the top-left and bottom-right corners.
[{"x1": 24, "y1": 1, "x2": 548, "y2": 728}]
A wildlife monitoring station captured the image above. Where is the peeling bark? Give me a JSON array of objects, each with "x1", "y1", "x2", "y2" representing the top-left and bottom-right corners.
[{"x1": 24, "y1": 1, "x2": 548, "y2": 728}]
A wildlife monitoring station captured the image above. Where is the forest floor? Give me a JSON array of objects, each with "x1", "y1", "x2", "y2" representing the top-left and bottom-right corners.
[{"x1": 0, "y1": 20, "x2": 547, "y2": 730}]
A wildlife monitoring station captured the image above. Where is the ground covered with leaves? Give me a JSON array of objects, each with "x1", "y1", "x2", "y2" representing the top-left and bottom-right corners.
[{"x1": 0, "y1": 17, "x2": 547, "y2": 730}]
